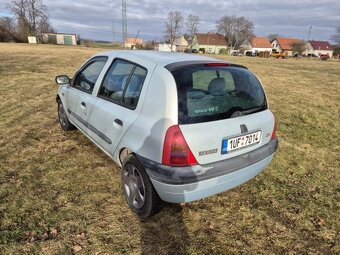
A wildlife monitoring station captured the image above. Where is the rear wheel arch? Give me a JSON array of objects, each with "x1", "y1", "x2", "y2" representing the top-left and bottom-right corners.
[
  {"x1": 121, "y1": 154, "x2": 163, "y2": 218},
  {"x1": 119, "y1": 147, "x2": 133, "y2": 165}
]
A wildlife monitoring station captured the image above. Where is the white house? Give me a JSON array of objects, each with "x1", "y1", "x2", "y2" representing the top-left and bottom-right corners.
[
  {"x1": 304, "y1": 40, "x2": 334, "y2": 58},
  {"x1": 271, "y1": 37, "x2": 302, "y2": 56},
  {"x1": 191, "y1": 33, "x2": 227, "y2": 54},
  {"x1": 173, "y1": 36, "x2": 189, "y2": 52},
  {"x1": 155, "y1": 43, "x2": 176, "y2": 52},
  {"x1": 240, "y1": 37, "x2": 272, "y2": 53}
]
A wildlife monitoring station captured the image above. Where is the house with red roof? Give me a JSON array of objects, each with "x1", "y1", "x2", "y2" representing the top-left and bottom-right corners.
[
  {"x1": 124, "y1": 37, "x2": 143, "y2": 49},
  {"x1": 240, "y1": 37, "x2": 272, "y2": 54},
  {"x1": 191, "y1": 33, "x2": 227, "y2": 54},
  {"x1": 271, "y1": 37, "x2": 303, "y2": 57},
  {"x1": 304, "y1": 40, "x2": 334, "y2": 58}
]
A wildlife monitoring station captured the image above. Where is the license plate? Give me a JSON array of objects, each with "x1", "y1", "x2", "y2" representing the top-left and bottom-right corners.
[{"x1": 221, "y1": 130, "x2": 262, "y2": 154}]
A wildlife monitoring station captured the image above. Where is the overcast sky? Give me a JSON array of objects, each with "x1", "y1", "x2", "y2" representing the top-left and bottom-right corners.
[{"x1": 0, "y1": 0, "x2": 339, "y2": 42}]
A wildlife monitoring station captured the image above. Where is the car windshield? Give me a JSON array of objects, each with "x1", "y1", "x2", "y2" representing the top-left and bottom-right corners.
[{"x1": 171, "y1": 65, "x2": 267, "y2": 124}]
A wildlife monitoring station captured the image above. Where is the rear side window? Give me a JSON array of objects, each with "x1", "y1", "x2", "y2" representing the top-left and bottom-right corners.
[
  {"x1": 98, "y1": 59, "x2": 147, "y2": 109},
  {"x1": 171, "y1": 65, "x2": 267, "y2": 124}
]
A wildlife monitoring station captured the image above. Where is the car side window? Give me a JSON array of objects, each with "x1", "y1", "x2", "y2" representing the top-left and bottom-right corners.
[
  {"x1": 73, "y1": 57, "x2": 108, "y2": 93},
  {"x1": 98, "y1": 59, "x2": 147, "y2": 109},
  {"x1": 122, "y1": 66, "x2": 147, "y2": 108}
]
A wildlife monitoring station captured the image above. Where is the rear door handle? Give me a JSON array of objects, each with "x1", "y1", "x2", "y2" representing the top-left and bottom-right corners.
[
  {"x1": 81, "y1": 102, "x2": 86, "y2": 107},
  {"x1": 114, "y1": 119, "x2": 123, "y2": 127}
]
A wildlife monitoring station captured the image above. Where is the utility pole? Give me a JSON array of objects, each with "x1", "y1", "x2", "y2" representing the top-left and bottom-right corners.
[
  {"x1": 122, "y1": 0, "x2": 127, "y2": 43},
  {"x1": 132, "y1": 30, "x2": 140, "y2": 49},
  {"x1": 112, "y1": 0, "x2": 115, "y2": 43},
  {"x1": 207, "y1": 32, "x2": 210, "y2": 54}
]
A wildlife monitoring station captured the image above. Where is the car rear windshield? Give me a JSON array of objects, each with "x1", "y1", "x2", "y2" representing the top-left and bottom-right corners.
[{"x1": 171, "y1": 65, "x2": 267, "y2": 124}]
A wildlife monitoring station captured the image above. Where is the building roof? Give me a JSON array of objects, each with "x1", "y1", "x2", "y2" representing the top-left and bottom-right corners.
[
  {"x1": 250, "y1": 37, "x2": 271, "y2": 48},
  {"x1": 125, "y1": 37, "x2": 143, "y2": 44},
  {"x1": 95, "y1": 50, "x2": 230, "y2": 67},
  {"x1": 309, "y1": 40, "x2": 334, "y2": 51},
  {"x1": 274, "y1": 37, "x2": 302, "y2": 50},
  {"x1": 195, "y1": 33, "x2": 226, "y2": 46}
]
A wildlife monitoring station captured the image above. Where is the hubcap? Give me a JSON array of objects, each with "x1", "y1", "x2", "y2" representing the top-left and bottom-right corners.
[{"x1": 123, "y1": 164, "x2": 145, "y2": 209}]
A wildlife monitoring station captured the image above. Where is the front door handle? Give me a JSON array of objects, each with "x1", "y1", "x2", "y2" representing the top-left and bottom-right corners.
[
  {"x1": 114, "y1": 119, "x2": 123, "y2": 127},
  {"x1": 81, "y1": 102, "x2": 86, "y2": 107}
]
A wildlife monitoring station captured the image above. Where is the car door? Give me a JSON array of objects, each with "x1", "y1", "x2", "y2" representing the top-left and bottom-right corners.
[
  {"x1": 85, "y1": 58, "x2": 150, "y2": 155},
  {"x1": 65, "y1": 57, "x2": 108, "y2": 132}
]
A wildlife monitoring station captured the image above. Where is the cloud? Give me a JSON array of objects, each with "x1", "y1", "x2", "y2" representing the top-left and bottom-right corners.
[{"x1": 0, "y1": 0, "x2": 339, "y2": 42}]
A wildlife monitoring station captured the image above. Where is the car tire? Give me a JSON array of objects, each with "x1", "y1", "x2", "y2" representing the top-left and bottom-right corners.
[
  {"x1": 121, "y1": 154, "x2": 162, "y2": 218},
  {"x1": 57, "y1": 100, "x2": 75, "y2": 131}
]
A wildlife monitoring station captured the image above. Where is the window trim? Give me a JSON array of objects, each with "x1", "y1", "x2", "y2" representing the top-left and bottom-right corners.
[
  {"x1": 71, "y1": 56, "x2": 108, "y2": 94},
  {"x1": 96, "y1": 58, "x2": 148, "y2": 110}
]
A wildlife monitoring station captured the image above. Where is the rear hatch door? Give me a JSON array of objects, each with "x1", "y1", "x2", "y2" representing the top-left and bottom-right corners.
[{"x1": 170, "y1": 63, "x2": 275, "y2": 165}]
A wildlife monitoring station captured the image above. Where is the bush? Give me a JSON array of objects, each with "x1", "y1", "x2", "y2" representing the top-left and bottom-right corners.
[
  {"x1": 219, "y1": 48, "x2": 229, "y2": 55},
  {"x1": 199, "y1": 48, "x2": 205, "y2": 54},
  {"x1": 333, "y1": 46, "x2": 340, "y2": 56}
]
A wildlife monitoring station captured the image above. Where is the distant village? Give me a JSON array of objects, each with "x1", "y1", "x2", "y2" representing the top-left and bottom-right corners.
[{"x1": 29, "y1": 31, "x2": 339, "y2": 60}]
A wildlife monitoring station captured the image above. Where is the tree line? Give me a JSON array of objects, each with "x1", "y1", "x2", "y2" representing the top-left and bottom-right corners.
[
  {"x1": 0, "y1": 0, "x2": 54, "y2": 42},
  {"x1": 164, "y1": 11, "x2": 255, "y2": 50},
  {"x1": 164, "y1": 10, "x2": 340, "y2": 52}
]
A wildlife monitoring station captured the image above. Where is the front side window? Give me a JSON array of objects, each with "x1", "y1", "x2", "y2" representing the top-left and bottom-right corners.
[
  {"x1": 73, "y1": 57, "x2": 107, "y2": 93},
  {"x1": 98, "y1": 59, "x2": 147, "y2": 109},
  {"x1": 171, "y1": 65, "x2": 267, "y2": 124}
]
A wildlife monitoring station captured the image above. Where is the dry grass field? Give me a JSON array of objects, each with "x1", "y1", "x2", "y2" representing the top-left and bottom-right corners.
[{"x1": 0, "y1": 43, "x2": 339, "y2": 254}]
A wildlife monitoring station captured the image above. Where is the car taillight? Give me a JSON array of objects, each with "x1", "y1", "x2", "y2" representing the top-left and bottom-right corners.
[
  {"x1": 270, "y1": 111, "x2": 277, "y2": 140},
  {"x1": 162, "y1": 125, "x2": 198, "y2": 167}
]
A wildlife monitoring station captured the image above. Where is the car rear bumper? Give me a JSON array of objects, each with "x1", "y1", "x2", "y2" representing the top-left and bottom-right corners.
[{"x1": 137, "y1": 138, "x2": 278, "y2": 203}]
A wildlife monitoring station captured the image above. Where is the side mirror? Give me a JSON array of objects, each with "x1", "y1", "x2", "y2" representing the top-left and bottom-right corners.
[{"x1": 55, "y1": 75, "x2": 70, "y2": 85}]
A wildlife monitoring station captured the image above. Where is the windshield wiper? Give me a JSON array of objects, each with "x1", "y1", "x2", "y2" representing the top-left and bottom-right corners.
[{"x1": 230, "y1": 106, "x2": 264, "y2": 118}]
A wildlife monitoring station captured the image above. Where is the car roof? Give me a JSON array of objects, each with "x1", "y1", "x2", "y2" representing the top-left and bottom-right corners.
[{"x1": 96, "y1": 50, "x2": 232, "y2": 67}]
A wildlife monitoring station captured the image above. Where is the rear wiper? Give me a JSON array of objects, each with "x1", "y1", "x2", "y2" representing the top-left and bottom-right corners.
[{"x1": 230, "y1": 106, "x2": 264, "y2": 118}]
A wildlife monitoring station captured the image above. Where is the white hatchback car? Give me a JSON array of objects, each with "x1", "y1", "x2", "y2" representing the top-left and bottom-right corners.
[{"x1": 55, "y1": 51, "x2": 278, "y2": 218}]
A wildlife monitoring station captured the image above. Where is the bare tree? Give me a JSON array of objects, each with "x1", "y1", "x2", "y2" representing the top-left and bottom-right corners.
[
  {"x1": 331, "y1": 25, "x2": 340, "y2": 45},
  {"x1": 0, "y1": 17, "x2": 16, "y2": 31},
  {"x1": 292, "y1": 41, "x2": 306, "y2": 55},
  {"x1": 8, "y1": 0, "x2": 53, "y2": 41},
  {"x1": 164, "y1": 11, "x2": 184, "y2": 51},
  {"x1": 186, "y1": 14, "x2": 200, "y2": 44},
  {"x1": 216, "y1": 15, "x2": 254, "y2": 49},
  {"x1": 0, "y1": 17, "x2": 17, "y2": 42}
]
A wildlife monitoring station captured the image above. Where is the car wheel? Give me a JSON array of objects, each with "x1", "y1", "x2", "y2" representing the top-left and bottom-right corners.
[
  {"x1": 57, "y1": 100, "x2": 75, "y2": 131},
  {"x1": 121, "y1": 154, "x2": 162, "y2": 218}
]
